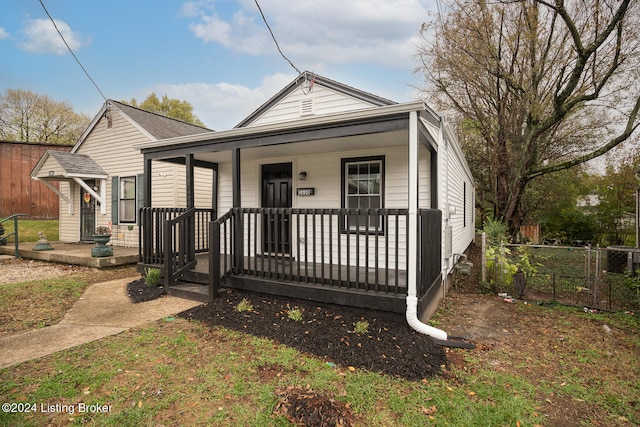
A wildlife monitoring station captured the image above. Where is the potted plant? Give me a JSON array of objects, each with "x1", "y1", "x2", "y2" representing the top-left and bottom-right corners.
[{"x1": 91, "y1": 226, "x2": 113, "y2": 257}]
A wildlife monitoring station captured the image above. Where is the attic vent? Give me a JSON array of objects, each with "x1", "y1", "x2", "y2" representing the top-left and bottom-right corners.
[{"x1": 300, "y1": 98, "x2": 315, "y2": 116}]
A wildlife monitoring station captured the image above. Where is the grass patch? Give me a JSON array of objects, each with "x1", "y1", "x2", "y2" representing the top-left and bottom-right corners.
[
  {"x1": 0, "y1": 219, "x2": 59, "y2": 242},
  {"x1": 0, "y1": 267, "x2": 637, "y2": 426},
  {"x1": 0, "y1": 320, "x2": 544, "y2": 426}
]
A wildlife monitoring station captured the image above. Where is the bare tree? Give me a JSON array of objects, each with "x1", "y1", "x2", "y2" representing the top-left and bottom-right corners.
[
  {"x1": 0, "y1": 89, "x2": 90, "y2": 145},
  {"x1": 417, "y1": 0, "x2": 640, "y2": 234}
]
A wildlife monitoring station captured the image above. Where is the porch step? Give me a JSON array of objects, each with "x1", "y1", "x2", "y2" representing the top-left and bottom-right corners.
[{"x1": 168, "y1": 282, "x2": 212, "y2": 303}]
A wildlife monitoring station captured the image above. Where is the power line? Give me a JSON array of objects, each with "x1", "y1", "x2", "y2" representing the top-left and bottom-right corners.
[
  {"x1": 254, "y1": 0, "x2": 301, "y2": 75},
  {"x1": 38, "y1": 0, "x2": 108, "y2": 102}
]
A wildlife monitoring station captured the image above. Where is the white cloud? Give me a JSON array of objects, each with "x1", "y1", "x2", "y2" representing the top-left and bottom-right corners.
[
  {"x1": 0, "y1": 27, "x2": 9, "y2": 40},
  {"x1": 184, "y1": 0, "x2": 432, "y2": 68},
  {"x1": 20, "y1": 18, "x2": 89, "y2": 55},
  {"x1": 141, "y1": 72, "x2": 296, "y2": 130}
]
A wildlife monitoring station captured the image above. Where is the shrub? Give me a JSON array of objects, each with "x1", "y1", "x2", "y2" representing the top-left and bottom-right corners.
[
  {"x1": 354, "y1": 320, "x2": 369, "y2": 335},
  {"x1": 236, "y1": 298, "x2": 254, "y2": 313},
  {"x1": 144, "y1": 267, "x2": 161, "y2": 287},
  {"x1": 287, "y1": 306, "x2": 304, "y2": 322},
  {"x1": 483, "y1": 218, "x2": 508, "y2": 246}
]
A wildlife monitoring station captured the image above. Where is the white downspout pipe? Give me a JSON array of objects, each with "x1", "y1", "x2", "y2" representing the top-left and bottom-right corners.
[{"x1": 406, "y1": 110, "x2": 448, "y2": 341}]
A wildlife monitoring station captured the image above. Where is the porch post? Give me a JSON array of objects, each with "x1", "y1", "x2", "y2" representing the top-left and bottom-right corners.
[
  {"x1": 232, "y1": 148, "x2": 243, "y2": 269},
  {"x1": 186, "y1": 154, "x2": 195, "y2": 209},
  {"x1": 186, "y1": 154, "x2": 195, "y2": 262},
  {"x1": 232, "y1": 148, "x2": 241, "y2": 208},
  {"x1": 142, "y1": 156, "x2": 153, "y2": 262},
  {"x1": 143, "y1": 156, "x2": 152, "y2": 208},
  {"x1": 408, "y1": 111, "x2": 419, "y2": 296},
  {"x1": 211, "y1": 163, "x2": 218, "y2": 218}
]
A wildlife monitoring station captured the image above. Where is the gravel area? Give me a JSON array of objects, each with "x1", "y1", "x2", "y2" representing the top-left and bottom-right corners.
[{"x1": 0, "y1": 258, "x2": 93, "y2": 285}]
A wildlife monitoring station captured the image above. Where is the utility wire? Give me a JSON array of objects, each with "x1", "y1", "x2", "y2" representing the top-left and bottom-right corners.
[
  {"x1": 254, "y1": 0, "x2": 301, "y2": 75},
  {"x1": 38, "y1": 0, "x2": 108, "y2": 102}
]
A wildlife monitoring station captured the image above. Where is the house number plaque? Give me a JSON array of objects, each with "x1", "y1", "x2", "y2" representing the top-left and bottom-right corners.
[{"x1": 296, "y1": 188, "x2": 315, "y2": 196}]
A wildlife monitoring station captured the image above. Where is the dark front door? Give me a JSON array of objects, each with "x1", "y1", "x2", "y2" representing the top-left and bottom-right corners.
[
  {"x1": 80, "y1": 180, "x2": 96, "y2": 241},
  {"x1": 262, "y1": 163, "x2": 292, "y2": 254}
]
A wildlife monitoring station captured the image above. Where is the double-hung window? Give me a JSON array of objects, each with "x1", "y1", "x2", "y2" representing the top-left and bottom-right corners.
[
  {"x1": 119, "y1": 176, "x2": 136, "y2": 224},
  {"x1": 342, "y1": 156, "x2": 384, "y2": 232}
]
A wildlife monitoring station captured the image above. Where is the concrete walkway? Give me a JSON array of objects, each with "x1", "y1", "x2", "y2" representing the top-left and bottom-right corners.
[{"x1": 0, "y1": 277, "x2": 202, "y2": 370}]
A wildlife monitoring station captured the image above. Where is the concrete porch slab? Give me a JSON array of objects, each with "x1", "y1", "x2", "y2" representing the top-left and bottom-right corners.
[{"x1": 0, "y1": 241, "x2": 138, "y2": 268}]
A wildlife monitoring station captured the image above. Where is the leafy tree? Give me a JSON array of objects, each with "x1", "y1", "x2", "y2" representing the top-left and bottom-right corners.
[
  {"x1": 593, "y1": 150, "x2": 639, "y2": 245},
  {"x1": 417, "y1": 0, "x2": 640, "y2": 236},
  {"x1": 0, "y1": 89, "x2": 90, "y2": 145},
  {"x1": 530, "y1": 166, "x2": 596, "y2": 244},
  {"x1": 125, "y1": 93, "x2": 205, "y2": 127}
]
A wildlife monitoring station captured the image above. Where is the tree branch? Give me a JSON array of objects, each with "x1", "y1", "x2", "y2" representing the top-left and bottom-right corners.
[{"x1": 527, "y1": 94, "x2": 640, "y2": 180}]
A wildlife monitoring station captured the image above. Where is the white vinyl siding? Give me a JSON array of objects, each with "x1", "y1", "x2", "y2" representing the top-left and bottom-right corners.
[
  {"x1": 58, "y1": 109, "x2": 211, "y2": 246},
  {"x1": 214, "y1": 146, "x2": 416, "y2": 270},
  {"x1": 247, "y1": 85, "x2": 380, "y2": 127}
]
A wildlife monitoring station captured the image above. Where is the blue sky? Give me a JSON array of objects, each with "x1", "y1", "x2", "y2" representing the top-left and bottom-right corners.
[{"x1": 0, "y1": 0, "x2": 437, "y2": 130}]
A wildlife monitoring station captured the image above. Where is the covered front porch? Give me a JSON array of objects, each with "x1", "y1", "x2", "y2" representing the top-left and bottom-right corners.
[
  {"x1": 139, "y1": 206, "x2": 442, "y2": 314},
  {"x1": 136, "y1": 102, "x2": 446, "y2": 316}
]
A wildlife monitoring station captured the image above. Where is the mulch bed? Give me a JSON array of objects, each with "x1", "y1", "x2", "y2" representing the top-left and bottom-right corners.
[
  {"x1": 183, "y1": 289, "x2": 446, "y2": 380},
  {"x1": 126, "y1": 279, "x2": 166, "y2": 303},
  {"x1": 127, "y1": 280, "x2": 447, "y2": 380}
]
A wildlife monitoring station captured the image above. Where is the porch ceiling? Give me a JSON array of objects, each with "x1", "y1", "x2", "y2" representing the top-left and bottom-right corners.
[{"x1": 192, "y1": 128, "x2": 409, "y2": 164}]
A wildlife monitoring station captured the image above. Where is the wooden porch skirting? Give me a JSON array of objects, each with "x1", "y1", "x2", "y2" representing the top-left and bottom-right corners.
[{"x1": 155, "y1": 253, "x2": 439, "y2": 314}]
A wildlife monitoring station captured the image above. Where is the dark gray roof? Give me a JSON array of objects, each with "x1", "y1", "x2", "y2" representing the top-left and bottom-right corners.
[
  {"x1": 109, "y1": 100, "x2": 212, "y2": 139},
  {"x1": 48, "y1": 150, "x2": 107, "y2": 176}
]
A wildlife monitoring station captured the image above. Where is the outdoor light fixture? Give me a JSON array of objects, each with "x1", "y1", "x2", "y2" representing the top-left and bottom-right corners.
[{"x1": 298, "y1": 171, "x2": 307, "y2": 181}]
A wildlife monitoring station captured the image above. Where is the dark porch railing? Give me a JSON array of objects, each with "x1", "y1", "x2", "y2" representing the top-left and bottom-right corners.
[
  {"x1": 139, "y1": 207, "x2": 214, "y2": 266},
  {"x1": 210, "y1": 207, "x2": 442, "y2": 299}
]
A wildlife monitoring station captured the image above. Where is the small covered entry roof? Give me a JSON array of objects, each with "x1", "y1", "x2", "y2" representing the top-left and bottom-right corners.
[{"x1": 31, "y1": 150, "x2": 109, "y2": 214}]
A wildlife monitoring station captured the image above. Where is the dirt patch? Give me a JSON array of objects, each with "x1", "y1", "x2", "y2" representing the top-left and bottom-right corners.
[
  {"x1": 274, "y1": 385, "x2": 357, "y2": 427},
  {"x1": 0, "y1": 258, "x2": 92, "y2": 285}
]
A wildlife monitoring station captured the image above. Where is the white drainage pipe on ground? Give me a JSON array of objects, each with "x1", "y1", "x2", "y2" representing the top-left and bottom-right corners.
[
  {"x1": 405, "y1": 110, "x2": 449, "y2": 342},
  {"x1": 405, "y1": 295, "x2": 448, "y2": 341}
]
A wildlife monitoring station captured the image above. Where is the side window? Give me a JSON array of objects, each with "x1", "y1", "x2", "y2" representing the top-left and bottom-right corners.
[
  {"x1": 119, "y1": 176, "x2": 136, "y2": 223},
  {"x1": 341, "y1": 156, "x2": 384, "y2": 232},
  {"x1": 463, "y1": 181, "x2": 467, "y2": 227}
]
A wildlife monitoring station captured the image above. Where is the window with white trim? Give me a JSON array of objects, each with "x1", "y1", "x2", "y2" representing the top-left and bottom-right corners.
[
  {"x1": 342, "y1": 156, "x2": 384, "y2": 231},
  {"x1": 119, "y1": 176, "x2": 136, "y2": 223}
]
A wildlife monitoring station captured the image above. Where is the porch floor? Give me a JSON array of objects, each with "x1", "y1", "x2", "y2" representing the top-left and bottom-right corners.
[{"x1": 0, "y1": 241, "x2": 139, "y2": 268}]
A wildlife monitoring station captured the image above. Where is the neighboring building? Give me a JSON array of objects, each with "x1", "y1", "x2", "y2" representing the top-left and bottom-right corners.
[
  {"x1": 0, "y1": 140, "x2": 71, "y2": 219},
  {"x1": 135, "y1": 72, "x2": 476, "y2": 322},
  {"x1": 577, "y1": 194, "x2": 600, "y2": 208},
  {"x1": 31, "y1": 101, "x2": 212, "y2": 246}
]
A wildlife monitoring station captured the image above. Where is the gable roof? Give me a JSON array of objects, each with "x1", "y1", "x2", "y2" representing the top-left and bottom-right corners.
[
  {"x1": 71, "y1": 99, "x2": 213, "y2": 153},
  {"x1": 109, "y1": 100, "x2": 212, "y2": 140},
  {"x1": 31, "y1": 150, "x2": 107, "y2": 179},
  {"x1": 235, "y1": 71, "x2": 397, "y2": 128}
]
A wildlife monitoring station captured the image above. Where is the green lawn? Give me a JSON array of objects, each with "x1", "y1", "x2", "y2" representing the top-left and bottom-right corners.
[{"x1": 0, "y1": 219, "x2": 59, "y2": 243}]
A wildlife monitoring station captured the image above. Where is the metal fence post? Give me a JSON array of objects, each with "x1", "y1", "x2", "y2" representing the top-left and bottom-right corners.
[{"x1": 481, "y1": 232, "x2": 487, "y2": 283}]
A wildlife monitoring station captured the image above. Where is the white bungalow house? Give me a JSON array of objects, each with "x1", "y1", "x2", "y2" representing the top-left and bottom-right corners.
[
  {"x1": 135, "y1": 72, "x2": 475, "y2": 323},
  {"x1": 30, "y1": 101, "x2": 214, "y2": 246}
]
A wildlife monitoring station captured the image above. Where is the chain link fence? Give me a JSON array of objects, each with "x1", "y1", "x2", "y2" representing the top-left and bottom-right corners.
[{"x1": 481, "y1": 234, "x2": 640, "y2": 312}]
